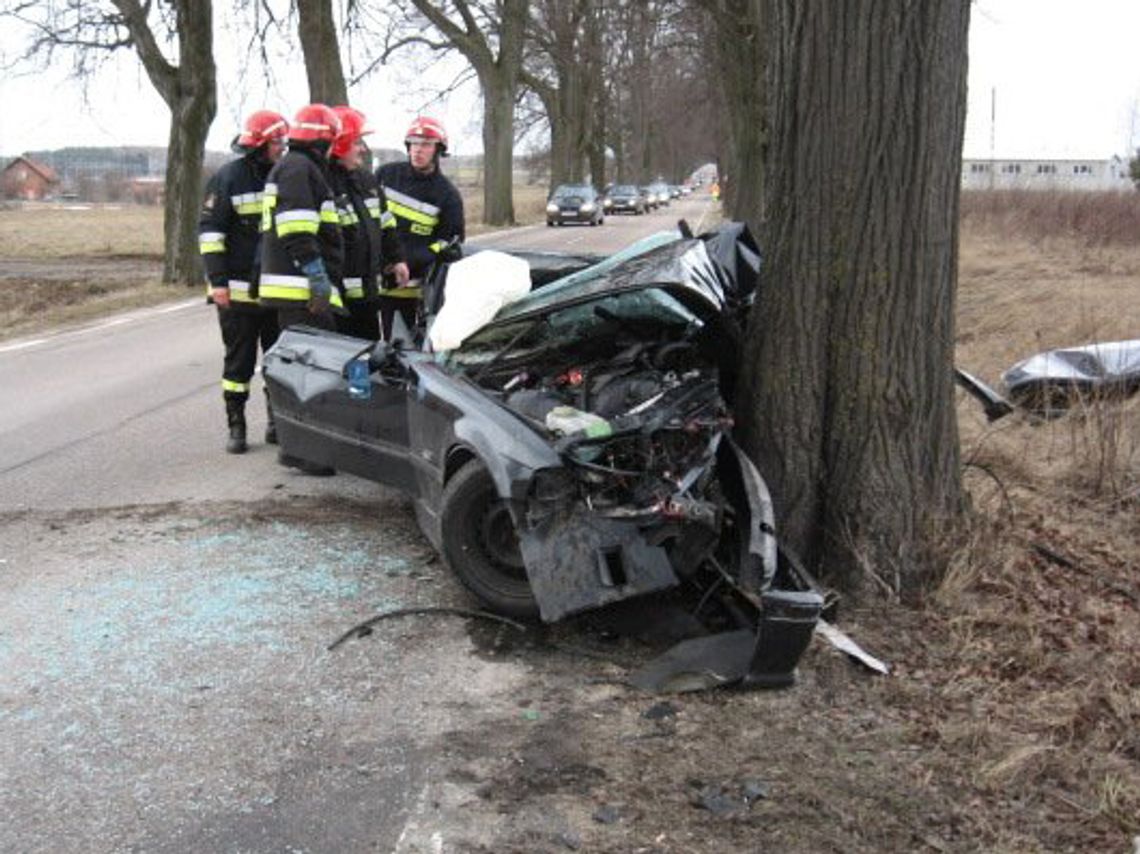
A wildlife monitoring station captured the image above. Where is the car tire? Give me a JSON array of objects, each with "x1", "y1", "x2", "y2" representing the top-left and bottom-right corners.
[{"x1": 440, "y1": 460, "x2": 539, "y2": 619}]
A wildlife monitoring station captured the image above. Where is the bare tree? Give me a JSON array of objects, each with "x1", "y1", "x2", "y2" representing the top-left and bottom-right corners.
[
  {"x1": 735, "y1": 1, "x2": 970, "y2": 596},
  {"x1": 523, "y1": 0, "x2": 597, "y2": 187},
  {"x1": 4, "y1": 0, "x2": 216, "y2": 286},
  {"x1": 382, "y1": 0, "x2": 528, "y2": 225},
  {"x1": 698, "y1": 0, "x2": 767, "y2": 218},
  {"x1": 296, "y1": 0, "x2": 347, "y2": 104}
]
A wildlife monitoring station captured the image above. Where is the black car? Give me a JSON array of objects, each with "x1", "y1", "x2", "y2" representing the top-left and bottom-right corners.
[
  {"x1": 546, "y1": 184, "x2": 604, "y2": 226},
  {"x1": 264, "y1": 224, "x2": 822, "y2": 690},
  {"x1": 603, "y1": 184, "x2": 648, "y2": 215}
]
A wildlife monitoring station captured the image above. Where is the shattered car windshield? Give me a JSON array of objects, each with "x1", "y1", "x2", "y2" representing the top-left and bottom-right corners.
[{"x1": 447, "y1": 287, "x2": 702, "y2": 367}]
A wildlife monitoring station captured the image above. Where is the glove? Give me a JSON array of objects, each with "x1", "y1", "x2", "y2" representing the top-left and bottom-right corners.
[
  {"x1": 300, "y1": 257, "x2": 332, "y2": 314},
  {"x1": 438, "y1": 241, "x2": 463, "y2": 263}
]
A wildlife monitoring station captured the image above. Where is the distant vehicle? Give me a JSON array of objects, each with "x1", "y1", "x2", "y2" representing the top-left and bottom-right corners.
[
  {"x1": 648, "y1": 181, "x2": 671, "y2": 207},
  {"x1": 640, "y1": 186, "x2": 660, "y2": 210},
  {"x1": 604, "y1": 184, "x2": 648, "y2": 215},
  {"x1": 668, "y1": 185, "x2": 682, "y2": 199},
  {"x1": 546, "y1": 184, "x2": 604, "y2": 227}
]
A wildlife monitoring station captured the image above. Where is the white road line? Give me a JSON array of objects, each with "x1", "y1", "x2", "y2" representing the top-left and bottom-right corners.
[
  {"x1": 0, "y1": 298, "x2": 200, "y2": 354},
  {"x1": 0, "y1": 338, "x2": 48, "y2": 354}
]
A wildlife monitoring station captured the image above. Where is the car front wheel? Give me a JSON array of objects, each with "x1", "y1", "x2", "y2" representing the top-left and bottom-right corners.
[{"x1": 440, "y1": 461, "x2": 538, "y2": 619}]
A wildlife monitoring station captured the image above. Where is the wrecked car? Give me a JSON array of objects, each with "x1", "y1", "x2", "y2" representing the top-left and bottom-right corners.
[
  {"x1": 1001, "y1": 339, "x2": 1140, "y2": 414},
  {"x1": 263, "y1": 224, "x2": 824, "y2": 690}
]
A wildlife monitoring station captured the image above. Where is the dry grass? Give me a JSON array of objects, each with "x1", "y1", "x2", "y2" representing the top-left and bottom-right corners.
[
  {"x1": 0, "y1": 203, "x2": 165, "y2": 258},
  {"x1": 463, "y1": 183, "x2": 550, "y2": 235}
]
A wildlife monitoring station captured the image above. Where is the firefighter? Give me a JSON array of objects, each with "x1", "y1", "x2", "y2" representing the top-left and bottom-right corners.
[
  {"x1": 258, "y1": 103, "x2": 345, "y2": 333},
  {"x1": 199, "y1": 109, "x2": 288, "y2": 454},
  {"x1": 375, "y1": 116, "x2": 465, "y2": 340},
  {"x1": 258, "y1": 103, "x2": 345, "y2": 476},
  {"x1": 329, "y1": 106, "x2": 409, "y2": 340}
]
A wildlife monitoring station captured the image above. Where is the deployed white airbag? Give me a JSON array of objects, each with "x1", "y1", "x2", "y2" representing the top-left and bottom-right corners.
[{"x1": 428, "y1": 251, "x2": 532, "y2": 351}]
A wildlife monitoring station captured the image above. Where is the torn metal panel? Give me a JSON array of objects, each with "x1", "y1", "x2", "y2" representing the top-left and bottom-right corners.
[
  {"x1": 518, "y1": 507, "x2": 679, "y2": 622},
  {"x1": 814, "y1": 620, "x2": 890, "y2": 674},
  {"x1": 1002, "y1": 338, "x2": 1140, "y2": 413}
]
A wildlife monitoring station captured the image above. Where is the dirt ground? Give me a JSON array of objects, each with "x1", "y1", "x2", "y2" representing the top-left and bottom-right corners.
[{"x1": 2, "y1": 200, "x2": 1139, "y2": 851}]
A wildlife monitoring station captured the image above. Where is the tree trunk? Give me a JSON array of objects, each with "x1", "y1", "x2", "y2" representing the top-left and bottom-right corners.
[
  {"x1": 482, "y1": 75, "x2": 517, "y2": 224},
  {"x1": 704, "y1": 0, "x2": 767, "y2": 221},
  {"x1": 736, "y1": 1, "x2": 969, "y2": 596},
  {"x1": 407, "y1": 0, "x2": 526, "y2": 226},
  {"x1": 113, "y1": 0, "x2": 216, "y2": 286},
  {"x1": 164, "y1": 90, "x2": 215, "y2": 285},
  {"x1": 297, "y1": 0, "x2": 348, "y2": 104}
]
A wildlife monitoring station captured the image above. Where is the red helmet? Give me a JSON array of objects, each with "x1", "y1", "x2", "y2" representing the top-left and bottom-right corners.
[
  {"x1": 237, "y1": 110, "x2": 289, "y2": 148},
  {"x1": 404, "y1": 116, "x2": 448, "y2": 155},
  {"x1": 330, "y1": 106, "x2": 371, "y2": 159},
  {"x1": 288, "y1": 103, "x2": 341, "y2": 143}
]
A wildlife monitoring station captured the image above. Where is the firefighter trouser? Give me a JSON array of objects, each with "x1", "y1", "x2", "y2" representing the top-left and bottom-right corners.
[
  {"x1": 378, "y1": 294, "x2": 418, "y2": 342},
  {"x1": 218, "y1": 306, "x2": 279, "y2": 402},
  {"x1": 337, "y1": 301, "x2": 381, "y2": 341}
]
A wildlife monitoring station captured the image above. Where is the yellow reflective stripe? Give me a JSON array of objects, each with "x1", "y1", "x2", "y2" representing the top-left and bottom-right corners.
[
  {"x1": 380, "y1": 211, "x2": 396, "y2": 229},
  {"x1": 339, "y1": 210, "x2": 360, "y2": 226},
  {"x1": 229, "y1": 280, "x2": 255, "y2": 303},
  {"x1": 409, "y1": 222, "x2": 433, "y2": 236},
  {"x1": 429, "y1": 241, "x2": 446, "y2": 253},
  {"x1": 384, "y1": 284, "x2": 421, "y2": 299},
  {"x1": 231, "y1": 191, "x2": 263, "y2": 216},
  {"x1": 384, "y1": 187, "x2": 440, "y2": 218},
  {"x1": 259, "y1": 274, "x2": 345, "y2": 308},
  {"x1": 320, "y1": 200, "x2": 339, "y2": 225},
  {"x1": 199, "y1": 231, "x2": 225, "y2": 254},
  {"x1": 387, "y1": 199, "x2": 439, "y2": 228},
  {"x1": 343, "y1": 277, "x2": 365, "y2": 299},
  {"x1": 275, "y1": 209, "x2": 319, "y2": 236},
  {"x1": 222, "y1": 379, "x2": 250, "y2": 393}
]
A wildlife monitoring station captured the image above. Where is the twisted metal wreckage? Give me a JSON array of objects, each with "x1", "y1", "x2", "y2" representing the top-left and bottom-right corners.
[{"x1": 265, "y1": 222, "x2": 899, "y2": 691}]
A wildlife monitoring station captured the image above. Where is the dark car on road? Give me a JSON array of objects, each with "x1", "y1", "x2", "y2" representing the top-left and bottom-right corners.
[
  {"x1": 603, "y1": 184, "x2": 648, "y2": 215},
  {"x1": 264, "y1": 224, "x2": 823, "y2": 690},
  {"x1": 546, "y1": 184, "x2": 604, "y2": 226}
]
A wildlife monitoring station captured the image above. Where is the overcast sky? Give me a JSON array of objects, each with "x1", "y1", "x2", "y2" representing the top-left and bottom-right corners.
[{"x1": 1, "y1": 0, "x2": 1138, "y2": 161}]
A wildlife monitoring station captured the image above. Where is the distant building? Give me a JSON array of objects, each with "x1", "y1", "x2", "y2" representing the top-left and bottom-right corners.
[
  {"x1": 129, "y1": 176, "x2": 165, "y2": 206},
  {"x1": 962, "y1": 156, "x2": 1133, "y2": 191},
  {"x1": 1, "y1": 156, "x2": 60, "y2": 200}
]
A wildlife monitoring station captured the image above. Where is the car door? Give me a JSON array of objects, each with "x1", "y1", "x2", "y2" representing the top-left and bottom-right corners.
[{"x1": 265, "y1": 329, "x2": 418, "y2": 493}]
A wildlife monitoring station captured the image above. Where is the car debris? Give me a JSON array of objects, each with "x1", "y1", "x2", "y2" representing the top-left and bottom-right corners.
[
  {"x1": 1001, "y1": 338, "x2": 1140, "y2": 414},
  {"x1": 265, "y1": 222, "x2": 828, "y2": 690}
]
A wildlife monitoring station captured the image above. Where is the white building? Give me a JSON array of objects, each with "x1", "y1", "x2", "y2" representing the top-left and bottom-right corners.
[{"x1": 962, "y1": 155, "x2": 1133, "y2": 191}]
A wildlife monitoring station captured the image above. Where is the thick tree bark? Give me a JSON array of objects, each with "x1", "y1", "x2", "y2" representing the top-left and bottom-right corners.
[
  {"x1": 482, "y1": 73, "x2": 518, "y2": 223},
  {"x1": 297, "y1": 0, "x2": 348, "y2": 105},
  {"x1": 703, "y1": 0, "x2": 767, "y2": 221},
  {"x1": 113, "y1": 0, "x2": 216, "y2": 286},
  {"x1": 736, "y1": 1, "x2": 969, "y2": 596}
]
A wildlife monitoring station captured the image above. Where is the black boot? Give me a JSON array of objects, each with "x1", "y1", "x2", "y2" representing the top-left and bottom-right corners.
[
  {"x1": 264, "y1": 390, "x2": 278, "y2": 445},
  {"x1": 225, "y1": 398, "x2": 248, "y2": 454}
]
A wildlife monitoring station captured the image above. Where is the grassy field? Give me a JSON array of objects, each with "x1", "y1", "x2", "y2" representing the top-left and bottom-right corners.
[{"x1": 1, "y1": 190, "x2": 1138, "y2": 848}]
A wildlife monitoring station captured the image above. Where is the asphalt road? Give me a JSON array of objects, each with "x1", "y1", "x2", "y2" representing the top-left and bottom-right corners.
[{"x1": 0, "y1": 196, "x2": 715, "y2": 852}]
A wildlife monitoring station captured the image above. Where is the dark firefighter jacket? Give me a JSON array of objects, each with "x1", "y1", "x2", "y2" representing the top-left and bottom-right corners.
[
  {"x1": 198, "y1": 153, "x2": 272, "y2": 311},
  {"x1": 258, "y1": 144, "x2": 345, "y2": 311},
  {"x1": 329, "y1": 164, "x2": 403, "y2": 305},
  {"x1": 375, "y1": 160, "x2": 465, "y2": 297}
]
